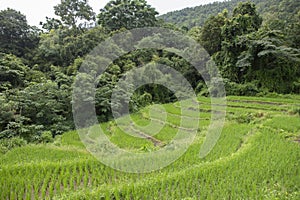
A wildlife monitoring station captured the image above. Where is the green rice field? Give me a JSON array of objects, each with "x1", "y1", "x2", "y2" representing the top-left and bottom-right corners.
[{"x1": 0, "y1": 95, "x2": 299, "y2": 199}]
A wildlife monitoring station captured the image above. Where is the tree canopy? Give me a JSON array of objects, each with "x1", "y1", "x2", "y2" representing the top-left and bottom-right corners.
[
  {"x1": 0, "y1": 8, "x2": 39, "y2": 57},
  {"x1": 54, "y1": 0, "x2": 96, "y2": 29},
  {"x1": 199, "y1": 10, "x2": 227, "y2": 55},
  {"x1": 97, "y1": 0, "x2": 159, "y2": 30}
]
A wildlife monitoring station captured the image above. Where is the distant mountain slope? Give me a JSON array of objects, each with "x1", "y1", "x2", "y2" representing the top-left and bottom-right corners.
[{"x1": 159, "y1": 0, "x2": 299, "y2": 28}]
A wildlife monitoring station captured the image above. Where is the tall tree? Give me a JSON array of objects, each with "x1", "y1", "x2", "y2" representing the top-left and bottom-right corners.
[
  {"x1": 97, "y1": 0, "x2": 159, "y2": 31},
  {"x1": 288, "y1": 11, "x2": 300, "y2": 49},
  {"x1": 0, "y1": 8, "x2": 39, "y2": 57},
  {"x1": 199, "y1": 10, "x2": 227, "y2": 55},
  {"x1": 40, "y1": 17, "x2": 62, "y2": 32},
  {"x1": 36, "y1": 26, "x2": 107, "y2": 68},
  {"x1": 0, "y1": 53, "x2": 29, "y2": 92},
  {"x1": 236, "y1": 29, "x2": 300, "y2": 93},
  {"x1": 223, "y1": 2, "x2": 262, "y2": 40},
  {"x1": 215, "y1": 2, "x2": 263, "y2": 83},
  {"x1": 54, "y1": 0, "x2": 95, "y2": 29}
]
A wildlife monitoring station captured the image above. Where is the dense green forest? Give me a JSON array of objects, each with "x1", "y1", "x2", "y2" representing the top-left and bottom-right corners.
[
  {"x1": 0, "y1": 0, "x2": 299, "y2": 147},
  {"x1": 160, "y1": 0, "x2": 300, "y2": 28}
]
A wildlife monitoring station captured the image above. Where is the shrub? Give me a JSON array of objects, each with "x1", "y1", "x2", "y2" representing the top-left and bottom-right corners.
[
  {"x1": 40, "y1": 131, "x2": 54, "y2": 143},
  {"x1": 53, "y1": 135, "x2": 62, "y2": 146},
  {"x1": 0, "y1": 137, "x2": 27, "y2": 154},
  {"x1": 225, "y1": 81, "x2": 260, "y2": 96}
]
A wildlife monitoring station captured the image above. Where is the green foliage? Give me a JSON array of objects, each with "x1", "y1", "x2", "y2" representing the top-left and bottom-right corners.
[
  {"x1": 0, "y1": 76, "x2": 73, "y2": 141},
  {"x1": 0, "y1": 137, "x2": 27, "y2": 154},
  {"x1": 236, "y1": 29, "x2": 300, "y2": 93},
  {"x1": 18, "y1": 81, "x2": 72, "y2": 136},
  {"x1": 0, "y1": 94, "x2": 15, "y2": 132},
  {"x1": 160, "y1": 0, "x2": 297, "y2": 29},
  {"x1": 199, "y1": 10, "x2": 227, "y2": 55},
  {"x1": 160, "y1": 0, "x2": 235, "y2": 28},
  {"x1": 202, "y1": 2, "x2": 300, "y2": 94},
  {"x1": 264, "y1": 0, "x2": 300, "y2": 31},
  {"x1": 0, "y1": 53, "x2": 29, "y2": 90},
  {"x1": 215, "y1": 2, "x2": 262, "y2": 82},
  {"x1": 224, "y1": 80, "x2": 260, "y2": 96},
  {"x1": 97, "y1": 0, "x2": 159, "y2": 30},
  {"x1": 130, "y1": 92, "x2": 152, "y2": 112},
  {"x1": 0, "y1": 8, "x2": 39, "y2": 58},
  {"x1": 36, "y1": 26, "x2": 107, "y2": 67},
  {"x1": 288, "y1": 11, "x2": 300, "y2": 49},
  {"x1": 40, "y1": 17, "x2": 62, "y2": 32},
  {"x1": 54, "y1": 0, "x2": 95, "y2": 29},
  {"x1": 224, "y1": 2, "x2": 262, "y2": 38},
  {"x1": 0, "y1": 1, "x2": 299, "y2": 187},
  {"x1": 40, "y1": 131, "x2": 54, "y2": 143},
  {"x1": 230, "y1": 112, "x2": 256, "y2": 123}
]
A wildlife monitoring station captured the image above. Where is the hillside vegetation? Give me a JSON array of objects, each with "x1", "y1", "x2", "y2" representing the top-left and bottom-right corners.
[
  {"x1": 160, "y1": 0, "x2": 299, "y2": 28},
  {"x1": 0, "y1": 0, "x2": 299, "y2": 142},
  {"x1": 0, "y1": 0, "x2": 299, "y2": 199}
]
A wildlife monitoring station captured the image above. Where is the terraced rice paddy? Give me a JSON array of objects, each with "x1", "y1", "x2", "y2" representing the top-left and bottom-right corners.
[{"x1": 0, "y1": 96, "x2": 299, "y2": 199}]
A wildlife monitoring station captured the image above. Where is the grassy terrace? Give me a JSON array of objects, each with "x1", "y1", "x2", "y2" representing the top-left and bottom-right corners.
[{"x1": 0, "y1": 95, "x2": 299, "y2": 199}]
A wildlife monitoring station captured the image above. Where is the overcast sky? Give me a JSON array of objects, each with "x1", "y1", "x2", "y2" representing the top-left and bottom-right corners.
[{"x1": 0, "y1": 0, "x2": 222, "y2": 26}]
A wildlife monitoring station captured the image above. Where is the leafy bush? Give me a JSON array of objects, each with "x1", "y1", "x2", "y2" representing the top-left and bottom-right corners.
[
  {"x1": 228, "y1": 112, "x2": 265, "y2": 124},
  {"x1": 225, "y1": 81, "x2": 260, "y2": 96},
  {"x1": 53, "y1": 135, "x2": 62, "y2": 146},
  {"x1": 40, "y1": 131, "x2": 54, "y2": 143},
  {"x1": 0, "y1": 137, "x2": 27, "y2": 154},
  {"x1": 256, "y1": 91, "x2": 281, "y2": 98}
]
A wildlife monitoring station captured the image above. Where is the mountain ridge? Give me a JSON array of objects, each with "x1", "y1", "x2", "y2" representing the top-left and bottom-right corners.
[{"x1": 159, "y1": 0, "x2": 298, "y2": 28}]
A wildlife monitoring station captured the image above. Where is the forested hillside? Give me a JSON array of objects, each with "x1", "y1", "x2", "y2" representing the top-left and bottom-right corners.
[
  {"x1": 0, "y1": 0, "x2": 300, "y2": 199},
  {"x1": 160, "y1": 0, "x2": 300, "y2": 28},
  {"x1": 0, "y1": 0, "x2": 299, "y2": 154}
]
